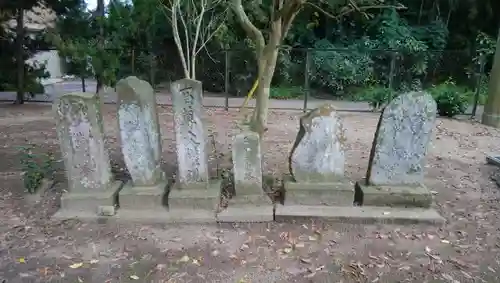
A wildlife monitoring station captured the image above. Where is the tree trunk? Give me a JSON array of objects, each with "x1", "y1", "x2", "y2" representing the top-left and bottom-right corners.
[
  {"x1": 251, "y1": 47, "x2": 279, "y2": 136},
  {"x1": 96, "y1": 0, "x2": 105, "y2": 94},
  {"x1": 14, "y1": 8, "x2": 24, "y2": 104},
  {"x1": 482, "y1": 27, "x2": 500, "y2": 128}
]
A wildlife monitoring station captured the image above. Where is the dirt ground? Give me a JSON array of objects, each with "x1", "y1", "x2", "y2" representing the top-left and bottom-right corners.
[{"x1": 1, "y1": 103, "x2": 500, "y2": 283}]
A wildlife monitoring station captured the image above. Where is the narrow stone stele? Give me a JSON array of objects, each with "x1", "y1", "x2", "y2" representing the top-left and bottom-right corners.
[
  {"x1": 217, "y1": 129, "x2": 273, "y2": 223},
  {"x1": 53, "y1": 92, "x2": 122, "y2": 219},
  {"x1": 115, "y1": 76, "x2": 168, "y2": 214},
  {"x1": 166, "y1": 79, "x2": 220, "y2": 223},
  {"x1": 354, "y1": 91, "x2": 437, "y2": 208}
]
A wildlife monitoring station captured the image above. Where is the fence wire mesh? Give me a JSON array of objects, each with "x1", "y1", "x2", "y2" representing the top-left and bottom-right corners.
[{"x1": 21, "y1": 47, "x2": 491, "y2": 115}]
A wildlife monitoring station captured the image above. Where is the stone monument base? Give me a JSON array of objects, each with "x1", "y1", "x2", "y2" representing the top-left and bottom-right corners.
[
  {"x1": 275, "y1": 205, "x2": 444, "y2": 225},
  {"x1": 354, "y1": 181, "x2": 432, "y2": 208},
  {"x1": 163, "y1": 179, "x2": 221, "y2": 223},
  {"x1": 283, "y1": 175, "x2": 355, "y2": 206},
  {"x1": 53, "y1": 181, "x2": 123, "y2": 219},
  {"x1": 113, "y1": 209, "x2": 216, "y2": 224},
  {"x1": 217, "y1": 193, "x2": 274, "y2": 223},
  {"x1": 118, "y1": 180, "x2": 168, "y2": 210}
]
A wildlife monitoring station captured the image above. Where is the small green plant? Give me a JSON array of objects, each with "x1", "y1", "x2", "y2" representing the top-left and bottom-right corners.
[
  {"x1": 269, "y1": 86, "x2": 303, "y2": 100},
  {"x1": 18, "y1": 145, "x2": 55, "y2": 194},
  {"x1": 357, "y1": 86, "x2": 396, "y2": 111},
  {"x1": 428, "y1": 80, "x2": 469, "y2": 117}
]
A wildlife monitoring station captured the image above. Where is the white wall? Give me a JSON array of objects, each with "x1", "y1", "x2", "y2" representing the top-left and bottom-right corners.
[{"x1": 26, "y1": 50, "x2": 64, "y2": 78}]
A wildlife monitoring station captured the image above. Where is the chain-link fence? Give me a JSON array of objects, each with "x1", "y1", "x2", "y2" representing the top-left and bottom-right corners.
[{"x1": 26, "y1": 46, "x2": 490, "y2": 115}]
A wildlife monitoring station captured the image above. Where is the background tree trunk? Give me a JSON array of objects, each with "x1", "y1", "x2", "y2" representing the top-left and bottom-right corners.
[
  {"x1": 95, "y1": 0, "x2": 105, "y2": 94},
  {"x1": 15, "y1": 8, "x2": 24, "y2": 104},
  {"x1": 482, "y1": 27, "x2": 500, "y2": 127},
  {"x1": 251, "y1": 48, "x2": 279, "y2": 135}
]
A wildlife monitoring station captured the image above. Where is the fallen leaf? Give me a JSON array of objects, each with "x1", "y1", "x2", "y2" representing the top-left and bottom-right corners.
[
  {"x1": 69, "y1": 262, "x2": 83, "y2": 269},
  {"x1": 129, "y1": 275, "x2": 139, "y2": 280},
  {"x1": 295, "y1": 242, "x2": 305, "y2": 248},
  {"x1": 18, "y1": 257, "x2": 25, "y2": 263},
  {"x1": 179, "y1": 255, "x2": 190, "y2": 263},
  {"x1": 300, "y1": 258, "x2": 312, "y2": 264},
  {"x1": 308, "y1": 235, "x2": 318, "y2": 241}
]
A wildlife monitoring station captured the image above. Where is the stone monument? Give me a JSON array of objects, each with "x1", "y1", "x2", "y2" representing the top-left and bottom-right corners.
[
  {"x1": 354, "y1": 91, "x2": 437, "y2": 207},
  {"x1": 53, "y1": 92, "x2": 122, "y2": 218},
  {"x1": 217, "y1": 129, "x2": 273, "y2": 222},
  {"x1": 282, "y1": 103, "x2": 354, "y2": 206},
  {"x1": 168, "y1": 79, "x2": 221, "y2": 222},
  {"x1": 116, "y1": 76, "x2": 168, "y2": 213}
]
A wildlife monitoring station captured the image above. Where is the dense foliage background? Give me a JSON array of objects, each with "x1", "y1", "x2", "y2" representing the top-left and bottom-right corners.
[{"x1": 1, "y1": 0, "x2": 498, "y2": 108}]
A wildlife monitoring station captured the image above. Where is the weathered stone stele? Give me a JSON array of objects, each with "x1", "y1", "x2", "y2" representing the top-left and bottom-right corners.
[
  {"x1": 366, "y1": 91, "x2": 437, "y2": 186},
  {"x1": 232, "y1": 130, "x2": 263, "y2": 194},
  {"x1": 116, "y1": 76, "x2": 167, "y2": 212},
  {"x1": 217, "y1": 129, "x2": 273, "y2": 223},
  {"x1": 170, "y1": 79, "x2": 209, "y2": 189},
  {"x1": 53, "y1": 92, "x2": 122, "y2": 217},
  {"x1": 355, "y1": 91, "x2": 437, "y2": 208},
  {"x1": 283, "y1": 104, "x2": 354, "y2": 207},
  {"x1": 117, "y1": 76, "x2": 164, "y2": 186},
  {"x1": 289, "y1": 104, "x2": 346, "y2": 182},
  {"x1": 167, "y1": 79, "x2": 220, "y2": 223}
]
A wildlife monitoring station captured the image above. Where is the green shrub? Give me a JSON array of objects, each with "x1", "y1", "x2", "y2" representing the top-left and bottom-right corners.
[
  {"x1": 357, "y1": 86, "x2": 396, "y2": 110},
  {"x1": 428, "y1": 80, "x2": 469, "y2": 117},
  {"x1": 310, "y1": 39, "x2": 374, "y2": 93},
  {"x1": 18, "y1": 145, "x2": 56, "y2": 194},
  {"x1": 269, "y1": 86, "x2": 303, "y2": 100}
]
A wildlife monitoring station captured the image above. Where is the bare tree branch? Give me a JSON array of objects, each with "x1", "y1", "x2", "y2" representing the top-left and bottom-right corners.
[
  {"x1": 232, "y1": 0, "x2": 266, "y2": 56},
  {"x1": 304, "y1": 1, "x2": 405, "y2": 20}
]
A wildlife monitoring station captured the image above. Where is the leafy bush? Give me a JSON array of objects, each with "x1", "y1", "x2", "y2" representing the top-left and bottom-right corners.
[
  {"x1": 310, "y1": 39, "x2": 374, "y2": 93},
  {"x1": 428, "y1": 80, "x2": 469, "y2": 117},
  {"x1": 270, "y1": 86, "x2": 303, "y2": 100},
  {"x1": 357, "y1": 86, "x2": 396, "y2": 110},
  {"x1": 18, "y1": 145, "x2": 56, "y2": 194}
]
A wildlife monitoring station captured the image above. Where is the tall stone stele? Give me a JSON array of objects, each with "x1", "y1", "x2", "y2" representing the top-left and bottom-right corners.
[
  {"x1": 54, "y1": 92, "x2": 122, "y2": 217},
  {"x1": 116, "y1": 76, "x2": 168, "y2": 211},
  {"x1": 354, "y1": 91, "x2": 437, "y2": 208},
  {"x1": 168, "y1": 79, "x2": 221, "y2": 215},
  {"x1": 283, "y1": 103, "x2": 354, "y2": 206}
]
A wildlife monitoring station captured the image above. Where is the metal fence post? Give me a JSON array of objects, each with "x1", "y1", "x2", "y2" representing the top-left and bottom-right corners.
[
  {"x1": 387, "y1": 51, "x2": 397, "y2": 102},
  {"x1": 303, "y1": 48, "x2": 310, "y2": 112},
  {"x1": 472, "y1": 54, "x2": 486, "y2": 118},
  {"x1": 224, "y1": 50, "x2": 230, "y2": 111},
  {"x1": 81, "y1": 65, "x2": 86, "y2": 92},
  {"x1": 149, "y1": 50, "x2": 156, "y2": 89}
]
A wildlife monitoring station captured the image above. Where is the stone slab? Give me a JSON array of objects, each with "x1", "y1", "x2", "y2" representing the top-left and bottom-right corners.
[
  {"x1": 366, "y1": 91, "x2": 436, "y2": 186},
  {"x1": 275, "y1": 205, "x2": 445, "y2": 225},
  {"x1": 167, "y1": 179, "x2": 221, "y2": 210},
  {"x1": 283, "y1": 175, "x2": 354, "y2": 206},
  {"x1": 486, "y1": 154, "x2": 500, "y2": 167},
  {"x1": 217, "y1": 205, "x2": 274, "y2": 223},
  {"x1": 289, "y1": 104, "x2": 346, "y2": 182},
  {"x1": 114, "y1": 209, "x2": 216, "y2": 224},
  {"x1": 354, "y1": 181, "x2": 432, "y2": 208},
  {"x1": 118, "y1": 180, "x2": 168, "y2": 210},
  {"x1": 58, "y1": 181, "x2": 123, "y2": 217}
]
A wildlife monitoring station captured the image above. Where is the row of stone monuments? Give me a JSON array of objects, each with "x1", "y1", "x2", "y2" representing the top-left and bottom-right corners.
[{"x1": 52, "y1": 75, "x2": 442, "y2": 223}]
